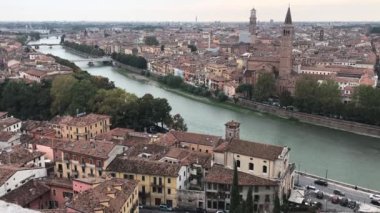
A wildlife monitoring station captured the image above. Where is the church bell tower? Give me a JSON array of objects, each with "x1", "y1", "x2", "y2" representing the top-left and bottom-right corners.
[
  {"x1": 249, "y1": 8, "x2": 257, "y2": 45},
  {"x1": 279, "y1": 7, "x2": 294, "y2": 77}
]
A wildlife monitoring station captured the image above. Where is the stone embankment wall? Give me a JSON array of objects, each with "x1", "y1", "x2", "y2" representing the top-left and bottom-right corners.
[{"x1": 238, "y1": 99, "x2": 380, "y2": 138}]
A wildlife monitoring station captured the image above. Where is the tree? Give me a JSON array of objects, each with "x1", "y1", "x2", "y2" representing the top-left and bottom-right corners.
[
  {"x1": 170, "y1": 114, "x2": 188, "y2": 131},
  {"x1": 273, "y1": 194, "x2": 281, "y2": 213},
  {"x1": 216, "y1": 91, "x2": 228, "y2": 102},
  {"x1": 230, "y1": 161, "x2": 240, "y2": 213},
  {"x1": 316, "y1": 80, "x2": 341, "y2": 115},
  {"x1": 187, "y1": 44, "x2": 198, "y2": 52},
  {"x1": 279, "y1": 90, "x2": 293, "y2": 107},
  {"x1": 67, "y1": 79, "x2": 97, "y2": 115},
  {"x1": 60, "y1": 34, "x2": 66, "y2": 44},
  {"x1": 50, "y1": 75, "x2": 78, "y2": 115},
  {"x1": 153, "y1": 98, "x2": 172, "y2": 128},
  {"x1": 246, "y1": 186, "x2": 254, "y2": 213},
  {"x1": 254, "y1": 73, "x2": 275, "y2": 102},
  {"x1": 294, "y1": 75, "x2": 319, "y2": 113},
  {"x1": 236, "y1": 84, "x2": 254, "y2": 99},
  {"x1": 144, "y1": 36, "x2": 159, "y2": 46}
]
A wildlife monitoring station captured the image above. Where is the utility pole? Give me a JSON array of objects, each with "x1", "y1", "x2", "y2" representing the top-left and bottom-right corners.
[
  {"x1": 297, "y1": 163, "x2": 301, "y2": 185},
  {"x1": 325, "y1": 169, "x2": 328, "y2": 180}
]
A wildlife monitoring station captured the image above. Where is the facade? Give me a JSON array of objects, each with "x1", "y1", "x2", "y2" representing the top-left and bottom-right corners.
[
  {"x1": 205, "y1": 165, "x2": 278, "y2": 213},
  {"x1": 106, "y1": 158, "x2": 187, "y2": 208},
  {"x1": 44, "y1": 178, "x2": 73, "y2": 209},
  {"x1": 0, "y1": 117, "x2": 22, "y2": 132},
  {"x1": 54, "y1": 140, "x2": 125, "y2": 179},
  {"x1": 66, "y1": 178, "x2": 139, "y2": 213},
  {"x1": 0, "y1": 180, "x2": 50, "y2": 209},
  {"x1": 0, "y1": 131, "x2": 21, "y2": 149},
  {"x1": 0, "y1": 165, "x2": 47, "y2": 197},
  {"x1": 56, "y1": 114, "x2": 111, "y2": 140}
]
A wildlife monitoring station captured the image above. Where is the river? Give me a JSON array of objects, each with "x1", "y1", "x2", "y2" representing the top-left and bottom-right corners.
[{"x1": 30, "y1": 37, "x2": 380, "y2": 191}]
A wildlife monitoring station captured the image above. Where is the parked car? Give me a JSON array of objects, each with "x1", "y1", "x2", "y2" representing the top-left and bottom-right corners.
[
  {"x1": 316, "y1": 191, "x2": 324, "y2": 199},
  {"x1": 371, "y1": 200, "x2": 380, "y2": 206},
  {"x1": 138, "y1": 204, "x2": 143, "y2": 209},
  {"x1": 159, "y1": 204, "x2": 173, "y2": 211},
  {"x1": 370, "y1": 194, "x2": 380, "y2": 201},
  {"x1": 340, "y1": 198, "x2": 349, "y2": 207},
  {"x1": 331, "y1": 196, "x2": 340, "y2": 204},
  {"x1": 216, "y1": 210, "x2": 225, "y2": 213},
  {"x1": 348, "y1": 200, "x2": 357, "y2": 209},
  {"x1": 306, "y1": 185, "x2": 316, "y2": 190},
  {"x1": 314, "y1": 179, "x2": 328, "y2": 186},
  {"x1": 333, "y1": 189, "x2": 345, "y2": 196}
]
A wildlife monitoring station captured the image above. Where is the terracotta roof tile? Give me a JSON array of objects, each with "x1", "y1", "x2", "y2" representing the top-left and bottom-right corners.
[
  {"x1": 107, "y1": 158, "x2": 181, "y2": 177},
  {"x1": 1, "y1": 180, "x2": 50, "y2": 207},
  {"x1": 67, "y1": 178, "x2": 137, "y2": 213},
  {"x1": 205, "y1": 165, "x2": 277, "y2": 186},
  {"x1": 223, "y1": 139, "x2": 285, "y2": 161}
]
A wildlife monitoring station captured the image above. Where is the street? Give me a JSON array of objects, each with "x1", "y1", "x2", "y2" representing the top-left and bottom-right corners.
[{"x1": 296, "y1": 174, "x2": 380, "y2": 212}]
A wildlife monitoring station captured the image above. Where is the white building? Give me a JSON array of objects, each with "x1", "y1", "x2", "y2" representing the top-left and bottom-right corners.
[{"x1": 0, "y1": 165, "x2": 47, "y2": 197}]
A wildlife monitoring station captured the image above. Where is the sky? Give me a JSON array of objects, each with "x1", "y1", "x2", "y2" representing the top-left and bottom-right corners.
[{"x1": 0, "y1": 0, "x2": 379, "y2": 22}]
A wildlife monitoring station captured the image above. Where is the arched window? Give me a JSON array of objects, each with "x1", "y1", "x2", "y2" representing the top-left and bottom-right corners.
[
  {"x1": 236, "y1": 160, "x2": 240, "y2": 168},
  {"x1": 263, "y1": 165, "x2": 267, "y2": 173},
  {"x1": 249, "y1": 163, "x2": 254, "y2": 171}
]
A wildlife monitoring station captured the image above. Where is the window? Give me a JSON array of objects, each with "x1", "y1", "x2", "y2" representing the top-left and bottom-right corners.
[
  {"x1": 142, "y1": 176, "x2": 145, "y2": 181},
  {"x1": 168, "y1": 188, "x2": 171, "y2": 194},
  {"x1": 249, "y1": 163, "x2": 254, "y2": 171},
  {"x1": 213, "y1": 201, "x2": 217, "y2": 209},
  {"x1": 167, "y1": 178, "x2": 171, "y2": 184},
  {"x1": 263, "y1": 165, "x2": 267, "y2": 173},
  {"x1": 254, "y1": 186, "x2": 259, "y2": 192},
  {"x1": 158, "y1": 187, "x2": 162, "y2": 193},
  {"x1": 236, "y1": 160, "x2": 240, "y2": 168},
  {"x1": 254, "y1": 195, "x2": 260, "y2": 202},
  {"x1": 124, "y1": 174, "x2": 128, "y2": 179},
  {"x1": 265, "y1": 185, "x2": 270, "y2": 190},
  {"x1": 152, "y1": 187, "x2": 157, "y2": 193},
  {"x1": 265, "y1": 195, "x2": 270, "y2": 202},
  {"x1": 53, "y1": 189, "x2": 56, "y2": 196},
  {"x1": 206, "y1": 150, "x2": 209, "y2": 153},
  {"x1": 207, "y1": 201, "x2": 212, "y2": 208}
]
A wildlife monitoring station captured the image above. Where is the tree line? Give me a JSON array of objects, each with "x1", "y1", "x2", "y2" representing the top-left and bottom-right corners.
[
  {"x1": 0, "y1": 70, "x2": 187, "y2": 131},
  {"x1": 111, "y1": 52, "x2": 148, "y2": 69},
  {"x1": 63, "y1": 41, "x2": 105, "y2": 57},
  {"x1": 236, "y1": 74, "x2": 380, "y2": 126}
]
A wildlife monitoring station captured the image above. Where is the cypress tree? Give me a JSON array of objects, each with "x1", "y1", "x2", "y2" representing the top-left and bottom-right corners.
[
  {"x1": 230, "y1": 161, "x2": 240, "y2": 213},
  {"x1": 273, "y1": 194, "x2": 281, "y2": 213},
  {"x1": 246, "y1": 186, "x2": 254, "y2": 213}
]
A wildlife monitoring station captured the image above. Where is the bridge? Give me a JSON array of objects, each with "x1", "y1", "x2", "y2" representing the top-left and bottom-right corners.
[
  {"x1": 27, "y1": 43, "x2": 61, "y2": 47},
  {"x1": 71, "y1": 56, "x2": 113, "y2": 63}
]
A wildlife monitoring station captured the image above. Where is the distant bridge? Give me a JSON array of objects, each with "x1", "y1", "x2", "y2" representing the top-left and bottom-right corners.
[
  {"x1": 27, "y1": 43, "x2": 61, "y2": 47},
  {"x1": 71, "y1": 56, "x2": 113, "y2": 63}
]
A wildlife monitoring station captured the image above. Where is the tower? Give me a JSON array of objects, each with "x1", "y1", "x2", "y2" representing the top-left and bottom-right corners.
[
  {"x1": 279, "y1": 7, "x2": 294, "y2": 77},
  {"x1": 225, "y1": 120, "x2": 240, "y2": 141},
  {"x1": 249, "y1": 8, "x2": 257, "y2": 45},
  {"x1": 319, "y1": 28, "x2": 324, "y2": 41}
]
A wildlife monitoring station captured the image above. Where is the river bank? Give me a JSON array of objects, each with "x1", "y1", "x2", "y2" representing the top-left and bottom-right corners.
[{"x1": 115, "y1": 65, "x2": 380, "y2": 138}]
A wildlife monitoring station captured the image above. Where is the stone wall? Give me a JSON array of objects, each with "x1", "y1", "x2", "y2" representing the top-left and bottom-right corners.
[
  {"x1": 176, "y1": 190, "x2": 205, "y2": 209},
  {"x1": 237, "y1": 99, "x2": 380, "y2": 138}
]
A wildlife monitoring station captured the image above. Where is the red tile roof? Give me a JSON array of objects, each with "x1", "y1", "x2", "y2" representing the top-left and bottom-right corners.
[
  {"x1": 170, "y1": 131, "x2": 222, "y2": 147},
  {"x1": 216, "y1": 139, "x2": 285, "y2": 161},
  {"x1": 205, "y1": 165, "x2": 277, "y2": 186}
]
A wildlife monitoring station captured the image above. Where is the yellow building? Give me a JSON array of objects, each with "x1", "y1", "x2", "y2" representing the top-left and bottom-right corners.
[
  {"x1": 106, "y1": 158, "x2": 187, "y2": 208},
  {"x1": 56, "y1": 113, "x2": 111, "y2": 141},
  {"x1": 66, "y1": 178, "x2": 139, "y2": 213},
  {"x1": 54, "y1": 140, "x2": 125, "y2": 179}
]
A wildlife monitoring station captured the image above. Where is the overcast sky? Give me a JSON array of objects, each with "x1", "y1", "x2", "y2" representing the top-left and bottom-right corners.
[{"x1": 1, "y1": 0, "x2": 379, "y2": 22}]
